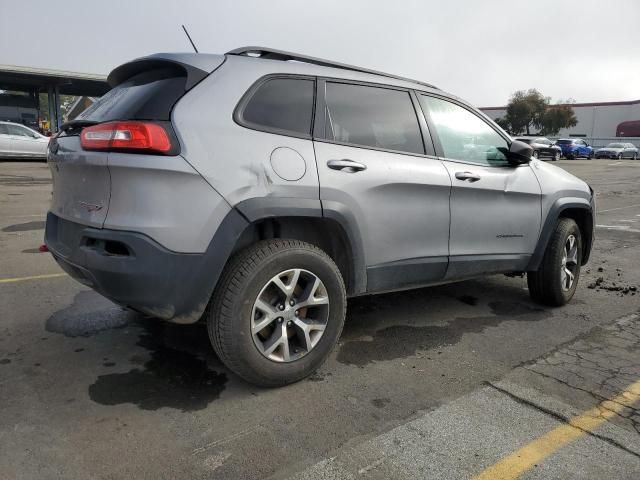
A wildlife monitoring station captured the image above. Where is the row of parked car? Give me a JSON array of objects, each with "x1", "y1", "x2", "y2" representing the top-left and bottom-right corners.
[{"x1": 514, "y1": 136, "x2": 639, "y2": 161}]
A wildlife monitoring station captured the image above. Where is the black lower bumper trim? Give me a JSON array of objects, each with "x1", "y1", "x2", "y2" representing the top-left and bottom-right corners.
[{"x1": 45, "y1": 211, "x2": 248, "y2": 323}]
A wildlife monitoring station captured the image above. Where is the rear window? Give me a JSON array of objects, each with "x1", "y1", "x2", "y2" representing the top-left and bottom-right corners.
[
  {"x1": 77, "y1": 67, "x2": 187, "y2": 122},
  {"x1": 238, "y1": 77, "x2": 315, "y2": 136}
]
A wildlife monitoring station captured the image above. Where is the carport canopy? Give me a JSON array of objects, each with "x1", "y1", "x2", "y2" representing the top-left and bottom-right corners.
[{"x1": 0, "y1": 64, "x2": 110, "y2": 132}]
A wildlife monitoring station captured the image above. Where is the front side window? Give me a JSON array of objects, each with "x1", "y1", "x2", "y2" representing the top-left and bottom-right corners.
[
  {"x1": 0, "y1": 124, "x2": 8, "y2": 135},
  {"x1": 240, "y1": 77, "x2": 315, "y2": 136},
  {"x1": 324, "y1": 82, "x2": 424, "y2": 155},
  {"x1": 6, "y1": 124, "x2": 32, "y2": 137},
  {"x1": 420, "y1": 95, "x2": 508, "y2": 166}
]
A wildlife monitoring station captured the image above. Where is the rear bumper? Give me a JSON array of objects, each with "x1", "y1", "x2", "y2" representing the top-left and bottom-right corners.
[{"x1": 45, "y1": 211, "x2": 247, "y2": 323}]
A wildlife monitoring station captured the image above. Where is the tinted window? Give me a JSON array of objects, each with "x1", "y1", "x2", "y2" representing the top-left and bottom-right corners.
[
  {"x1": 420, "y1": 95, "x2": 508, "y2": 166},
  {"x1": 556, "y1": 139, "x2": 572, "y2": 145},
  {"x1": 78, "y1": 67, "x2": 187, "y2": 122},
  {"x1": 515, "y1": 138, "x2": 532, "y2": 144},
  {"x1": 241, "y1": 78, "x2": 315, "y2": 136},
  {"x1": 607, "y1": 143, "x2": 624, "y2": 148},
  {"x1": 0, "y1": 124, "x2": 8, "y2": 135},
  {"x1": 534, "y1": 138, "x2": 549, "y2": 145},
  {"x1": 324, "y1": 82, "x2": 424, "y2": 155}
]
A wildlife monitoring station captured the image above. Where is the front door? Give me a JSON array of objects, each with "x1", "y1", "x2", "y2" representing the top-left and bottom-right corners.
[
  {"x1": 6, "y1": 123, "x2": 38, "y2": 156},
  {"x1": 314, "y1": 80, "x2": 451, "y2": 293},
  {"x1": 418, "y1": 94, "x2": 542, "y2": 279}
]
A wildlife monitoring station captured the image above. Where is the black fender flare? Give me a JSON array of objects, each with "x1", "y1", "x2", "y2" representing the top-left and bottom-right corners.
[
  {"x1": 527, "y1": 197, "x2": 594, "y2": 271},
  {"x1": 234, "y1": 197, "x2": 367, "y2": 295}
]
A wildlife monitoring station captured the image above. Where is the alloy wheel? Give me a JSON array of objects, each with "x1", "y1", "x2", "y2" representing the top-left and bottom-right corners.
[
  {"x1": 560, "y1": 235, "x2": 579, "y2": 291},
  {"x1": 251, "y1": 269, "x2": 330, "y2": 362}
]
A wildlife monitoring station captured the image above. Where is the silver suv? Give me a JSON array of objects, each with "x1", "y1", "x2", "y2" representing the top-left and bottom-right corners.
[{"x1": 45, "y1": 48, "x2": 595, "y2": 386}]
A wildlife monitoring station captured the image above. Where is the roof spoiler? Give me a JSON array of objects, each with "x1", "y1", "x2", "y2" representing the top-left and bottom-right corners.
[{"x1": 107, "y1": 53, "x2": 225, "y2": 90}]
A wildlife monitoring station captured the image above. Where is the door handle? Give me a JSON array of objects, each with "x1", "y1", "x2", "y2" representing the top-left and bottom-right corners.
[
  {"x1": 455, "y1": 171, "x2": 481, "y2": 182},
  {"x1": 327, "y1": 159, "x2": 367, "y2": 172}
]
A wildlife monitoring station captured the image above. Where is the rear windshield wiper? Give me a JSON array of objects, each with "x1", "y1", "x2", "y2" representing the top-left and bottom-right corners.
[{"x1": 58, "y1": 119, "x2": 100, "y2": 136}]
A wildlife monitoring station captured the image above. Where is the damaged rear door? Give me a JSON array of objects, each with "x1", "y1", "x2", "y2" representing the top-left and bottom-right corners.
[{"x1": 417, "y1": 94, "x2": 541, "y2": 278}]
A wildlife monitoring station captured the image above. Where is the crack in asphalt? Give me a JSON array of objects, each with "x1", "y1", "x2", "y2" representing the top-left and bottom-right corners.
[{"x1": 486, "y1": 382, "x2": 640, "y2": 460}]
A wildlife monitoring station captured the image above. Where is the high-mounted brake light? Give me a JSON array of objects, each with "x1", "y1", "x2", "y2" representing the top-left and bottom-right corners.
[{"x1": 80, "y1": 121, "x2": 173, "y2": 154}]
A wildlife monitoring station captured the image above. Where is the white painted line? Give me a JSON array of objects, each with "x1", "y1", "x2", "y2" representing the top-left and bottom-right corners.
[
  {"x1": 598, "y1": 203, "x2": 640, "y2": 213},
  {"x1": 597, "y1": 224, "x2": 640, "y2": 233}
]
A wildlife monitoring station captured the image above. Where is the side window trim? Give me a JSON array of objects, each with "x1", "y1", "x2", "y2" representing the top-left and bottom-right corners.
[
  {"x1": 233, "y1": 74, "x2": 317, "y2": 140},
  {"x1": 315, "y1": 77, "x2": 435, "y2": 158},
  {"x1": 417, "y1": 92, "x2": 514, "y2": 168}
]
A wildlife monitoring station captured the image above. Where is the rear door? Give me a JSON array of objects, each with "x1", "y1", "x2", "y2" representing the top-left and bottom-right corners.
[
  {"x1": 418, "y1": 94, "x2": 541, "y2": 278},
  {"x1": 0, "y1": 124, "x2": 12, "y2": 155},
  {"x1": 314, "y1": 80, "x2": 451, "y2": 292}
]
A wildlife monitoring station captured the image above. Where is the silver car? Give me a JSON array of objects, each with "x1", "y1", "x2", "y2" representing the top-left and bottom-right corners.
[
  {"x1": 595, "y1": 142, "x2": 638, "y2": 160},
  {"x1": 45, "y1": 47, "x2": 596, "y2": 386},
  {"x1": 0, "y1": 121, "x2": 49, "y2": 159}
]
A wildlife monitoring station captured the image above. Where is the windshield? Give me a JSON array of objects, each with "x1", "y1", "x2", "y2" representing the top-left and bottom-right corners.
[{"x1": 606, "y1": 143, "x2": 625, "y2": 148}]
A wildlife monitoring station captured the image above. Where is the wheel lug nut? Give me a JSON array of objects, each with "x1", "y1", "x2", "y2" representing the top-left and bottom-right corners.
[
  {"x1": 278, "y1": 304, "x2": 285, "y2": 311},
  {"x1": 278, "y1": 317, "x2": 283, "y2": 323},
  {"x1": 289, "y1": 300, "x2": 295, "y2": 306},
  {"x1": 287, "y1": 321, "x2": 292, "y2": 326},
  {"x1": 295, "y1": 310, "x2": 299, "y2": 316}
]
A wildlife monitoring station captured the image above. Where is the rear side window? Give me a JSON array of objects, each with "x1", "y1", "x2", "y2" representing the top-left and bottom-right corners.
[
  {"x1": 77, "y1": 67, "x2": 187, "y2": 122},
  {"x1": 238, "y1": 77, "x2": 315, "y2": 136},
  {"x1": 0, "y1": 124, "x2": 8, "y2": 135},
  {"x1": 324, "y1": 82, "x2": 424, "y2": 155}
]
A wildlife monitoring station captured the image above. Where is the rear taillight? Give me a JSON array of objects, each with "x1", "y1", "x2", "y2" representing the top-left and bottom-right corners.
[{"x1": 80, "y1": 121, "x2": 173, "y2": 154}]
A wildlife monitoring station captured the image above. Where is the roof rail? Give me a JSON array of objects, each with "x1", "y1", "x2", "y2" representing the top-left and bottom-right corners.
[{"x1": 226, "y1": 46, "x2": 438, "y2": 90}]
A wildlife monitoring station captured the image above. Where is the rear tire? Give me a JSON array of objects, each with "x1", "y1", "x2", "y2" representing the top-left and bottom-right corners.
[
  {"x1": 617, "y1": 153, "x2": 623, "y2": 160},
  {"x1": 207, "y1": 239, "x2": 346, "y2": 387},
  {"x1": 553, "y1": 152, "x2": 560, "y2": 161},
  {"x1": 528, "y1": 218, "x2": 582, "y2": 307},
  {"x1": 532, "y1": 150, "x2": 539, "y2": 159}
]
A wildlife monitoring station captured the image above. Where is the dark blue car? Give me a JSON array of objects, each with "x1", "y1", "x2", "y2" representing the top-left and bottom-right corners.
[{"x1": 556, "y1": 139, "x2": 594, "y2": 159}]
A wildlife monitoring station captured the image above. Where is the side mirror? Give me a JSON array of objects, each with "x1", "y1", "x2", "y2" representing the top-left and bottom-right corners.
[{"x1": 506, "y1": 140, "x2": 533, "y2": 164}]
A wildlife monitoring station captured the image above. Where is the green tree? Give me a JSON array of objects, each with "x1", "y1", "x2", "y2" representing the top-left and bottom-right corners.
[
  {"x1": 540, "y1": 101, "x2": 578, "y2": 136},
  {"x1": 503, "y1": 89, "x2": 549, "y2": 135}
]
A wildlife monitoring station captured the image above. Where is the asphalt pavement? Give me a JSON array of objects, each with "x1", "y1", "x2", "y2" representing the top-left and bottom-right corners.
[{"x1": 0, "y1": 158, "x2": 639, "y2": 479}]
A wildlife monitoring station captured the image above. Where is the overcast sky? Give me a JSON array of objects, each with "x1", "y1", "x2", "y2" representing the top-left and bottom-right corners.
[{"x1": 1, "y1": 0, "x2": 638, "y2": 106}]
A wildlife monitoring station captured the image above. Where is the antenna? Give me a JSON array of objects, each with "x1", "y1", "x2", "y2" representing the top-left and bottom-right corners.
[{"x1": 181, "y1": 25, "x2": 199, "y2": 53}]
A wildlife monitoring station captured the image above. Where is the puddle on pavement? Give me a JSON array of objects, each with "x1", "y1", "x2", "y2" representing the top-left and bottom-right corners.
[
  {"x1": 2, "y1": 221, "x2": 45, "y2": 232},
  {"x1": 338, "y1": 300, "x2": 550, "y2": 367},
  {"x1": 46, "y1": 291, "x2": 133, "y2": 337},
  {"x1": 88, "y1": 321, "x2": 227, "y2": 411}
]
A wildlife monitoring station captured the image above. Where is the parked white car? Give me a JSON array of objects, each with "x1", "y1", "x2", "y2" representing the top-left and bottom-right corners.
[{"x1": 0, "y1": 121, "x2": 49, "y2": 159}]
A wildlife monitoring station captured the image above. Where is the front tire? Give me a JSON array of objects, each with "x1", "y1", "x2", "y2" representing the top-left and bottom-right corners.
[
  {"x1": 208, "y1": 239, "x2": 346, "y2": 387},
  {"x1": 553, "y1": 152, "x2": 560, "y2": 161},
  {"x1": 528, "y1": 218, "x2": 582, "y2": 306},
  {"x1": 532, "y1": 150, "x2": 539, "y2": 159}
]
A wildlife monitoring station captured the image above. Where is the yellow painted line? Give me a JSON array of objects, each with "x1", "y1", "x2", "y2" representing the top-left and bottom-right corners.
[
  {"x1": 0, "y1": 273, "x2": 67, "y2": 284},
  {"x1": 474, "y1": 378, "x2": 640, "y2": 480}
]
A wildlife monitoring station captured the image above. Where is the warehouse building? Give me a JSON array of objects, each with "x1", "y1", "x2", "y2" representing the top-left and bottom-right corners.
[{"x1": 481, "y1": 99, "x2": 640, "y2": 146}]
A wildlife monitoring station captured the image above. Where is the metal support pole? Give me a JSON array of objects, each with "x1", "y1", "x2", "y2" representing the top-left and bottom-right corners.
[
  {"x1": 47, "y1": 85, "x2": 56, "y2": 133},
  {"x1": 54, "y1": 85, "x2": 61, "y2": 131}
]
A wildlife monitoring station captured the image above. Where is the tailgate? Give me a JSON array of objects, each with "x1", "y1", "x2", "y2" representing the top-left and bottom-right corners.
[{"x1": 48, "y1": 135, "x2": 110, "y2": 228}]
